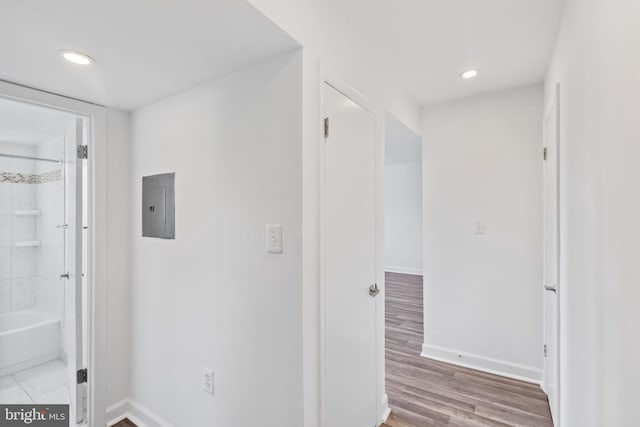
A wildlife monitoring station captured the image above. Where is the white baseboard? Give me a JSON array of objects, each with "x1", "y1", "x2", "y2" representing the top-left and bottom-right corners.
[
  {"x1": 106, "y1": 398, "x2": 173, "y2": 427},
  {"x1": 106, "y1": 399, "x2": 129, "y2": 425},
  {"x1": 384, "y1": 266, "x2": 423, "y2": 276},
  {"x1": 421, "y1": 343, "x2": 542, "y2": 384},
  {"x1": 380, "y1": 393, "x2": 391, "y2": 424}
]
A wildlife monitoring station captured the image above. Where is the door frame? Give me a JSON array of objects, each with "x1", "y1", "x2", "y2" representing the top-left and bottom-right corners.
[
  {"x1": 0, "y1": 80, "x2": 108, "y2": 426},
  {"x1": 318, "y1": 70, "x2": 386, "y2": 426},
  {"x1": 542, "y1": 82, "x2": 561, "y2": 426}
]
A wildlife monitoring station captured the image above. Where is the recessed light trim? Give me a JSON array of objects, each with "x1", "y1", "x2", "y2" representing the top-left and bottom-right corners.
[
  {"x1": 461, "y1": 70, "x2": 478, "y2": 79},
  {"x1": 60, "y1": 50, "x2": 93, "y2": 65}
]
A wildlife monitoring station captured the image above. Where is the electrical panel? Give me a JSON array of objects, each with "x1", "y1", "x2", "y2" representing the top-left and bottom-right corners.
[{"x1": 142, "y1": 173, "x2": 175, "y2": 239}]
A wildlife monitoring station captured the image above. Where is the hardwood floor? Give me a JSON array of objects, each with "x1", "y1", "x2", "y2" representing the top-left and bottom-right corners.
[
  {"x1": 382, "y1": 272, "x2": 553, "y2": 427},
  {"x1": 111, "y1": 419, "x2": 137, "y2": 427}
]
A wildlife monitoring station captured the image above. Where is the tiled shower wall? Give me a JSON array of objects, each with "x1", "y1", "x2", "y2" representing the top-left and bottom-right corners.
[
  {"x1": 35, "y1": 138, "x2": 65, "y2": 319},
  {"x1": 0, "y1": 140, "x2": 64, "y2": 316},
  {"x1": 0, "y1": 142, "x2": 38, "y2": 312}
]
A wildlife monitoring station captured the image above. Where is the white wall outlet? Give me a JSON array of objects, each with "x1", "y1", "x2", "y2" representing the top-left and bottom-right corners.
[
  {"x1": 202, "y1": 367, "x2": 214, "y2": 395},
  {"x1": 266, "y1": 224, "x2": 283, "y2": 254}
]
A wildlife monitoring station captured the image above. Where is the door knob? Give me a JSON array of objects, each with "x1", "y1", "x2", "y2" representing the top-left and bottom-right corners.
[
  {"x1": 369, "y1": 283, "x2": 380, "y2": 298},
  {"x1": 544, "y1": 284, "x2": 557, "y2": 293}
]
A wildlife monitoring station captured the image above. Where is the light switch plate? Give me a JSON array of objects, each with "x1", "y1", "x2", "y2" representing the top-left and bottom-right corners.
[
  {"x1": 474, "y1": 220, "x2": 486, "y2": 235},
  {"x1": 266, "y1": 224, "x2": 283, "y2": 254},
  {"x1": 202, "y1": 367, "x2": 214, "y2": 395}
]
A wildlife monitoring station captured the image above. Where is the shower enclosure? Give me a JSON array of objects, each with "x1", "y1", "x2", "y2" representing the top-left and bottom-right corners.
[{"x1": 0, "y1": 97, "x2": 88, "y2": 424}]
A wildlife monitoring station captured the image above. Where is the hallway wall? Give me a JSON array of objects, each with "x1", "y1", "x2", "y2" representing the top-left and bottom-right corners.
[
  {"x1": 545, "y1": 0, "x2": 640, "y2": 424},
  {"x1": 385, "y1": 114, "x2": 422, "y2": 275},
  {"x1": 421, "y1": 84, "x2": 544, "y2": 381},
  {"x1": 246, "y1": 2, "x2": 423, "y2": 424},
  {"x1": 127, "y1": 52, "x2": 303, "y2": 427},
  {"x1": 384, "y1": 161, "x2": 422, "y2": 275},
  {"x1": 105, "y1": 108, "x2": 132, "y2": 409}
]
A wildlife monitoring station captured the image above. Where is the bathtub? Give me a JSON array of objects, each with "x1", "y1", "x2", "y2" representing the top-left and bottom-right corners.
[{"x1": 0, "y1": 310, "x2": 61, "y2": 377}]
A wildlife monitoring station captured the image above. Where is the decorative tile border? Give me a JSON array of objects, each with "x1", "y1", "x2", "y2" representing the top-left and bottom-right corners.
[
  {"x1": 37, "y1": 169, "x2": 62, "y2": 184},
  {"x1": 0, "y1": 171, "x2": 37, "y2": 184},
  {"x1": 0, "y1": 169, "x2": 62, "y2": 184}
]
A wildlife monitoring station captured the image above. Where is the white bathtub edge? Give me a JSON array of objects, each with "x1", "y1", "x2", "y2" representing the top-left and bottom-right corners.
[
  {"x1": 0, "y1": 311, "x2": 62, "y2": 377},
  {"x1": 0, "y1": 317, "x2": 61, "y2": 338}
]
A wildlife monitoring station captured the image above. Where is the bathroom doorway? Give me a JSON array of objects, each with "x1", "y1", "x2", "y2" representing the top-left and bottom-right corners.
[{"x1": 0, "y1": 96, "x2": 89, "y2": 424}]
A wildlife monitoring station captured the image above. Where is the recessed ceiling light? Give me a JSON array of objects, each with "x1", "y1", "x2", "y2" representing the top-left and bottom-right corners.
[
  {"x1": 461, "y1": 70, "x2": 478, "y2": 79},
  {"x1": 60, "y1": 50, "x2": 93, "y2": 65}
]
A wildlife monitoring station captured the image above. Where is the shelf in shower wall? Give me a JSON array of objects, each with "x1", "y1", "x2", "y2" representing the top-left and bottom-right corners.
[
  {"x1": 14, "y1": 210, "x2": 41, "y2": 216},
  {"x1": 14, "y1": 240, "x2": 41, "y2": 248}
]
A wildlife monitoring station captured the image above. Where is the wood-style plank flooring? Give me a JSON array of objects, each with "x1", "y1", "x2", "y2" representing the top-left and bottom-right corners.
[
  {"x1": 382, "y1": 272, "x2": 553, "y2": 427},
  {"x1": 111, "y1": 419, "x2": 137, "y2": 427}
]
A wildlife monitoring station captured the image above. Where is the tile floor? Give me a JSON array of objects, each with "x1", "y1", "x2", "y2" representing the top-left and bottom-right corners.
[
  {"x1": 0, "y1": 359, "x2": 80, "y2": 425},
  {"x1": 0, "y1": 359, "x2": 69, "y2": 405}
]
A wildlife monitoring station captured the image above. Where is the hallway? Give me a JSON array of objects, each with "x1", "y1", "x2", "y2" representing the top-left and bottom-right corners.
[{"x1": 383, "y1": 272, "x2": 553, "y2": 427}]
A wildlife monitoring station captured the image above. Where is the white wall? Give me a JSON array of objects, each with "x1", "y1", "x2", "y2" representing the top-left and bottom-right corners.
[
  {"x1": 127, "y1": 51, "x2": 302, "y2": 426},
  {"x1": 105, "y1": 108, "x2": 132, "y2": 408},
  {"x1": 245, "y1": 3, "x2": 422, "y2": 424},
  {"x1": 97, "y1": 2, "x2": 423, "y2": 423},
  {"x1": 545, "y1": 0, "x2": 640, "y2": 425},
  {"x1": 421, "y1": 85, "x2": 543, "y2": 381},
  {"x1": 247, "y1": 0, "x2": 420, "y2": 134},
  {"x1": 385, "y1": 115, "x2": 422, "y2": 275},
  {"x1": 384, "y1": 162, "x2": 422, "y2": 275}
]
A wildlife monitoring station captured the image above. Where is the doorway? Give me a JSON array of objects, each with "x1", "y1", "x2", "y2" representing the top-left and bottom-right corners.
[
  {"x1": 381, "y1": 110, "x2": 555, "y2": 426},
  {"x1": 0, "y1": 95, "x2": 90, "y2": 424},
  {"x1": 382, "y1": 114, "x2": 424, "y2": 424}
]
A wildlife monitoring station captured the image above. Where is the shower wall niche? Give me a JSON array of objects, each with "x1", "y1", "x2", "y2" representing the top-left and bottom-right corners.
[{"x1": 0, "y1": 139, "x2": 65, "y2": 322}]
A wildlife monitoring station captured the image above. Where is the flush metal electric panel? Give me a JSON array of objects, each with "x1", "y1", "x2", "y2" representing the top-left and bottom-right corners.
[{"x1": 142, "y1": 173, "x2": 175, "y2": 239}]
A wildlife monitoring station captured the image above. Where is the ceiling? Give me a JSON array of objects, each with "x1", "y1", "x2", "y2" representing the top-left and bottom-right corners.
[
  {"x1": 0, "y1": 0, "x2": 299, "y2": 110},
  {"x1": 326, "y1": 0, "x2": 566, "y2": 106},
  {"x1": 0, "y1": 97, "x2": 74, "y2": 144},
  {"x1": 0, "y1": 1, "x2": 565, "y2": 111}
]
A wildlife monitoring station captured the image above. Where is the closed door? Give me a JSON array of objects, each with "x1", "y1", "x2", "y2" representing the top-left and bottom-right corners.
[
  {"x1": 543, "y1": 85, "x2": 560, "y2": 425},
  {"x1": 322, "y1": 82, "x2": 378, "y2": 427}
]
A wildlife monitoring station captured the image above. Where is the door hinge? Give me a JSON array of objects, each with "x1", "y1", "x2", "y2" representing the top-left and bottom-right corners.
[
  {"x1": 369, "y1": 283, "x2": 381, "y2": 298},
  {"x1": 543, "y1": 147, "x2": 547, "y2": 161},
  {"x1": 77, "y1": 368, "x2": 88, "y2": 384},
  {"x1": 324, "y1": 117, "x2": 330, "y2": 139},
  {"x1": 543, "y1": 344, "x2": 547, "y2": 358},
  {"x1": 77, "y1": 145, "x2": 88, "y2": 159}
]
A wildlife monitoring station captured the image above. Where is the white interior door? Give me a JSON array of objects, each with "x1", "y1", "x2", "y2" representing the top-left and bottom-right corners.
[
  {"x1": 543, "y1": 86, "x2": 560, "y2": 425},
  {"x1": 322, "y1": 82, "x2": 378, "y2": 427},
  {"x1": 65, "y1": 117, "x2": 85, "y2": 424}
]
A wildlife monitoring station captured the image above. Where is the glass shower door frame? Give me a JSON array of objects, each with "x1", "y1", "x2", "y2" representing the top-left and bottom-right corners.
[
  {"x1": 0, "y1": 79, "x2": 106, "y2": 427},
  {"x1": 65, "y1": 117, "x2": 86, "y2": 424}
]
